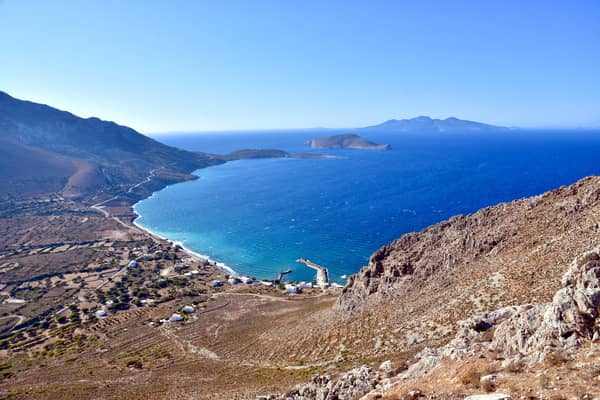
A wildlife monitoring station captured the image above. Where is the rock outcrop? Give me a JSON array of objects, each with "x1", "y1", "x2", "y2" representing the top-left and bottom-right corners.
[
  {"x1": 270, "y1": 247, "x2": 600, "y2": 400},
  {"x1": 401, "y1": 247, "x2": 600, "y2": 379},
  {"x1": 261, "y1": 366, "x2": 381, "y2": 400},
  {"x1": 337, "y1": 176, "x2": 600, "y2": 316}
]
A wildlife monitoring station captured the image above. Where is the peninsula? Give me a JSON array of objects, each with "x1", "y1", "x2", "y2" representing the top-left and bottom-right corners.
[{"x1": 305, "y1": 133, "x2": 391, "y2": 150}]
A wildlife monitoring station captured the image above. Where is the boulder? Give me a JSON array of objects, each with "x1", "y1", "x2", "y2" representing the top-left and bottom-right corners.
[
  {"x1": 378, "y1": 360, "x2": 393, "y2": 374},
  {"x1": 464, "y1": 394, "x2": 510, "y2": 400}
]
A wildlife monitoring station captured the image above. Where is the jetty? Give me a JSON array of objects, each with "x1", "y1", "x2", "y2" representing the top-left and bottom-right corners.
[
  {"x1": 276, "y1": 269, "x2": 292, "y2": 283},
  {"x1": 296, "y1": 258, "x2": 329, "y2": 289}
]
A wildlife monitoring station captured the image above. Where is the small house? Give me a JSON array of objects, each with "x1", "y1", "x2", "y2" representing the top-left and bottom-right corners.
[
  {"x1": 211, "y1": 280, "x2": 224, "y2": 287},
  {"x1": 284, "y1": 284, "x2": 300, "y2": 295},
  {"x1": 182, "y1": 305, "x2": 195, "y2": 314},
  {"x1": 169, "y1": 313, "x2": 183, "y2": 322},
  {"x1": 127, "y1": 260, "x2": 138, "y2": 269},
  {"x1": 227, "y1": 277, "x2": 240, "y2": 285},
  {"x1": 95, "y1": 309, "x2": 107, "y2": 318},
  {"x1": 240, "y1": 276, "x2": 254, "y2": 284}
]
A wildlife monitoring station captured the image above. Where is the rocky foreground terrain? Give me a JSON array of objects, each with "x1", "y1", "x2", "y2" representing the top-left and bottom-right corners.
[{"x1": 262, "y1": 176, "x2": 600, "y2": 399}]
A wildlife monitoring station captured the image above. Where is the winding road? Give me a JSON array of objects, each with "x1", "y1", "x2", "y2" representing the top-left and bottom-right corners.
[{"x1": 91, "y1": 166, "x2": 165, "y2": 230}]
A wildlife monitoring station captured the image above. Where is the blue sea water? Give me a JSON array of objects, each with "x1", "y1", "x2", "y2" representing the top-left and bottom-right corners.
[{"x1": 135, "y1": 129, "x2": 600, "y2": 283}]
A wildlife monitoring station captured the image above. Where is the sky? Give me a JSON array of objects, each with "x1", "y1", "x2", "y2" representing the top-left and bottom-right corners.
[{"x1": 0, "y1": 0, "x2": 599, "y2": 132}]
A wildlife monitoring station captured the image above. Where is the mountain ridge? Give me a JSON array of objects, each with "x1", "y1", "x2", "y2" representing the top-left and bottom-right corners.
[
  {"x1": 360, "y1": 115, "x2": 508, "y2": 132},
  {"x1": 0, "y1": 90, "x2": 223, "y2": 200}
]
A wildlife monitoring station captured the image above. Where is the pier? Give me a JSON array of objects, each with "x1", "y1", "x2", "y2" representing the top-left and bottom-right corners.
[
  {"x1": 276, "y1": 269, "x2": 292, "y2": 283},
  {"x1": 296, "y1": 258, "x2": 329, "y2": 289}
]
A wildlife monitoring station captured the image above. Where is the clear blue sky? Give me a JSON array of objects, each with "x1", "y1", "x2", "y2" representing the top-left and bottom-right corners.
[{"x1": 1, "y1": 0, "x2": 598, "y2": 132}]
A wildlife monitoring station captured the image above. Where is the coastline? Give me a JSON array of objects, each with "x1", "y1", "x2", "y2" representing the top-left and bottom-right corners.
[
  {"x1": 131, "y1": 201, "x2": 239, "y2": 277},
  {"x1": 129, "y1": 166, "x2": 240, "y2": 276}
]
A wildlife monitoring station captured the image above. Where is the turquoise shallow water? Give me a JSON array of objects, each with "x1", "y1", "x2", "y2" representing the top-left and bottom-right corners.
[{"x1": 135, "y1": 129, "x2": 600, "y2": 282}]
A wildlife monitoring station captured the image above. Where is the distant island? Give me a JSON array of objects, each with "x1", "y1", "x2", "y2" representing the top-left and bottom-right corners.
[
  {"x1": 221, "y1": 149, "x2": 340, "y2": 160},
  {"x1": 360, "y1": 116, "x2": 508, "y2": 133},
  {"x1": 305, "y1": 134, "x2": 391, "y2": 151}
]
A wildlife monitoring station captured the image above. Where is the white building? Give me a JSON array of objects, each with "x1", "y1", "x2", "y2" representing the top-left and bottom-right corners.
[
  {"x1": 240, "y1": 276, "x2": 254, "y2": 284},
  {"x1": 95, "y1": 309, "x2": 107, "y2": 318},
  {"x1": 169, "y1": 313, "x2": 184, "y2": 322},
  {"x1": 284, "y1": 284, "x2": 300, "y2": 294},
  {"x1": 127, "y1": 260, "x2": 138, "y2": 269},
  {"x1": 182, "y1": 305, "x2": 195, "y2": 314}
]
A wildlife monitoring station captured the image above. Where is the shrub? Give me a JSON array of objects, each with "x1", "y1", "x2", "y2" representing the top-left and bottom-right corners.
[
  {"x1": 126, "y1": 358, "x2": 143, "y2": 369},
  {"x1": 545, "y1": 349, "x2": 569, "y2": 367},
  {"x1": 459, "y1": 366, "x2": 482, "y2": 387}
]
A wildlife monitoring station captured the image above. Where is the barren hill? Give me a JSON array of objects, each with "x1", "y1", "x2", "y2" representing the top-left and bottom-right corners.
[
  {"x1": 338, "y1": 177, "x2": 600, "y2": 318},
  {"x1": 0, "y1": 91, "x2": 221, "y2": 199}
]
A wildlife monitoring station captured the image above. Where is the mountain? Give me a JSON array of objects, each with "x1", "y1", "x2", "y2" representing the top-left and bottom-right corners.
[
  {"x1": 305, "y1": 134, "x2": 391, "y2": 150},
  {"x1": 337, "y1": 176, "x2": 600, "y2": 315},
  {"x1": 360, "y1": 116, "x2": 508, "y2": 133},
  {"x1": 0, "y1": 91, "x2": 221, "y2": 199},
  {"x1": 264, "y1": 175, "x2": 600, "y2": 399}
]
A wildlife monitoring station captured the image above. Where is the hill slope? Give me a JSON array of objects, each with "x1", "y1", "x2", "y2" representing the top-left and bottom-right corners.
[{"x1": 0, "y1": 91, "x2": 221, "y2": 199}]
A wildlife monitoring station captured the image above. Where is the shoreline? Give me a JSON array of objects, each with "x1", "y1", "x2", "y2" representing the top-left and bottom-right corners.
[
  {"x1": 131, "y1": 190, "x2": 240, "y2": 278},
  {"x1": 126, "y1": 162, "x2": 347, "y2": 285}
]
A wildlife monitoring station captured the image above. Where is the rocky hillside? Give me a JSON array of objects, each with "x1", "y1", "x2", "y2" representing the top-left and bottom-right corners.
[
  {"x1": 269, "y1": 246, "x2": 600, "y2": 399},
  {"x1": 0, "y1": 90, "x2": 221, "y2": 199},
  {"x1": 263, "y1": 177, "x2": 600, "y2": 399},
  {"x1": 338, "y1": 176, "x2": 600, "y2": 318}
]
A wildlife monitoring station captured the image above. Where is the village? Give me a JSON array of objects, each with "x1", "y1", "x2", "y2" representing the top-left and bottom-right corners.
[
  {"x1": 0, "y1": 171, "x2": 348, "y2": 400},
  {"x1": 0, "y1": 213, "x2": 343, "y2": 361}
]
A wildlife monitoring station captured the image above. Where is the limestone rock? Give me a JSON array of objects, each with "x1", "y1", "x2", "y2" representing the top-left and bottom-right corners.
[
  {"x1": 265, "y1": 365, "x2": 380, "y2": 400},
  {"x1": 399, "y1": 247, "x2": 600, "y2": 379},
  {"x1": 378, "y1": 360, "x2": 393, "y2": 374},
  {"x1": 464, "y1": 394, "x2": 510, "y2": 400}
]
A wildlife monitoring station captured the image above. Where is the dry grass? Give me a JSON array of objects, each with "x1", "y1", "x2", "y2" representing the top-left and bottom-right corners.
[{"x1": 545, "y1": 349, "x2": 570, "y2": 367}]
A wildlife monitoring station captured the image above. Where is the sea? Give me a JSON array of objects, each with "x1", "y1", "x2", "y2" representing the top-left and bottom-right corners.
[{"x1": 134, "y1": 129, "x2": 600, "y2": 283}]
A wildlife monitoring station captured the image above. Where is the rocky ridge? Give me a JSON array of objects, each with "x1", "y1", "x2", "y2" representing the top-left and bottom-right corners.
[
  {"x1": 261, "y1": 365, "x2": 384, "y2": 400},
  {"x1": 400, "y1": 246, "x2": 600, "y2": 380},
  {"x1": 265, "y1": 246, "x2": 600, "y2": 399}
]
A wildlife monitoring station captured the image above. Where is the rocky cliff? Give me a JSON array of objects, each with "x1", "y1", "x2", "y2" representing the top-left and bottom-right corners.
[
  {"x1": 337, "y1": 176, "x2": 600, "y2": 317},
  {"x1": 266, "y1": 178, "x2": 600, "y2": 399}
]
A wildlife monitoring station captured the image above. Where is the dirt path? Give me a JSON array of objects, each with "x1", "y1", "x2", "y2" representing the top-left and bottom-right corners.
[{"x1": 90, "y1": 167, "x2": 165, "y2": 231}]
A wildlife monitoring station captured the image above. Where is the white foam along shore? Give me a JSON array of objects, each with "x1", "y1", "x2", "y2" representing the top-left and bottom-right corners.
[{"x1": 132, "y1": 206, "x2": 239, "y2": 277}]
